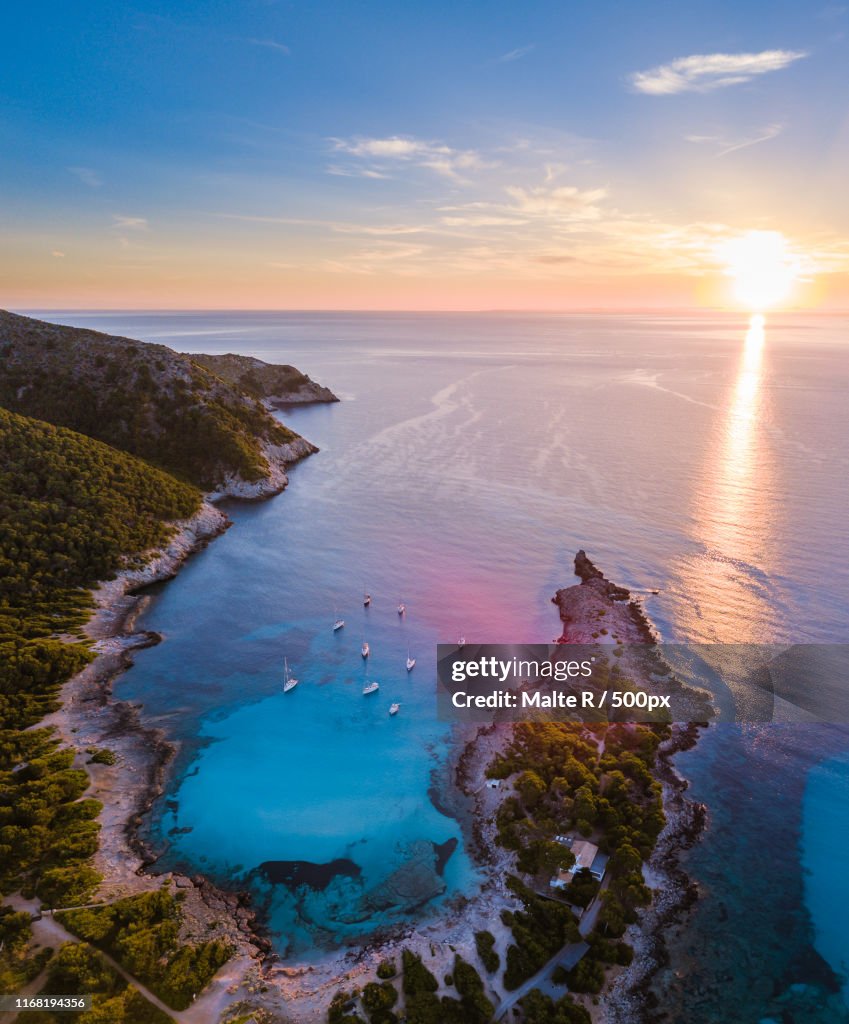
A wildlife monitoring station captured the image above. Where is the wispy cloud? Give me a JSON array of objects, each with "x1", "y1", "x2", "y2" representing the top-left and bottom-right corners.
[
  {"x1": 245, "y1": 37, "x2": 290, "y2": 54},
  {"x1": 51, "y1": 250, "x2": 65, "y2": 258},
  {"x1": 495, "y1": 44, "x2": 534, "y2": 63},
  {"x1": 685, "y1": 122, "x2": 784, "y2": 157},
  {"x1": 330, "y1": 135, "x2": 492, "y2": 182},
  {"x1": 503, "y1": 184, "x2": 608, "y2": 220},
  {"x1": 631, "y1": 49, "x2": 808, "y2": 95},
  {"x1": 326, "y1": 164, "x2": 391, "y2": 179},
  {"x1": 68, "y1": 166, "x2": 102, "y2": 187},
  {"x1": 112, "y1": 215, "x2": 148, "y2": 230}
]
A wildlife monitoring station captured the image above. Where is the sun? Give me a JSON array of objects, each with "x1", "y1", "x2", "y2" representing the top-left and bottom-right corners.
[{"x1": 717, "y1": 230, "x2": 800, "y2": 312}]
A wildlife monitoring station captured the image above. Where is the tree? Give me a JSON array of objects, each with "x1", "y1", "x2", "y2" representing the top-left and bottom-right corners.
[{"x1": 516, "y1": 770, "x2": 547, "y2": 809}]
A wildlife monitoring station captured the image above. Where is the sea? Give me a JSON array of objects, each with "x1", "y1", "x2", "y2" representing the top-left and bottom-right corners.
[{"x1": 34, "y1": 310, "x2": 849, "y2": 1021}]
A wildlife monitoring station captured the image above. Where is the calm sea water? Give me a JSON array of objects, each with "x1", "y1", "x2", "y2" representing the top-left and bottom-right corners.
[{"x1": 36, "y1": 311, "x2": 849, "y2": 1015}]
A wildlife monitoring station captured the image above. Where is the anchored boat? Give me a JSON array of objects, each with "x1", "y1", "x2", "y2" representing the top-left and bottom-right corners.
[{"x1": 283, "y1": 657, "x2": 298, "y2": 693}]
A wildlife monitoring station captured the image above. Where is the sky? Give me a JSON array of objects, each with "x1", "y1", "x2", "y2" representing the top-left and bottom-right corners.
[{"x1": 2, "y1": 0, "x2": 849, "y2": 310}]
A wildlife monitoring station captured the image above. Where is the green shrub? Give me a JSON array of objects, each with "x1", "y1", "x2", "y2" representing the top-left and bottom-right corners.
[
  {"x1": 474, "y1": 930, "x2": 500, "y2": 973},
  {"x1": 376, "y1": 958, "x2": 396, "y2": 980},
  {"x1": 86, "y1": 748, "x2": 117, "y2": 766}
]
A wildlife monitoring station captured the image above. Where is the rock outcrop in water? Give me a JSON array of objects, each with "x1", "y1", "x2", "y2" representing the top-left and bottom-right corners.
[{"x1": 553, "y1": 549, "x2": 657, "y2": 643}]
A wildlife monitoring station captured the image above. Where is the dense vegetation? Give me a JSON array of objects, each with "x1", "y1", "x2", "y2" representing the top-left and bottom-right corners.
[
  {"x1": 0, "y1": 311, "x2": 302, "y2": 488},
  {"x1": 58, "y1": 889, "x2": 232, "y2": 1010},
  {"x1": 489, "y1": 720, "x2": 668, "y2": 998},
  {"x1": 519, "y1": 988, "x2": 591, "y2": 1024},
  {"x1": 328, "y1": 948, "x2": 495, "y2": 1024},
  {"x1": 474, "y1": 929, "x2": 500, "y2": 973},
  {"x1": 0, "y1": 406, "x2": 199, "y2": 644},
  {"x1": 501, "y1": 877, "x2": 582, "y2": 990},
  {"x1": 27, "y1": 942, "x2": 175, "y2": 1024},
  {"x1": 0, "y1": 406, "x2": 232, "y2": 1010},
  {"x1": 0, "y1": 408, "x2": 201, "y2": 910},
  {"x1": 191, "y1": 352, "x2": 337, "y2": 404},
  {"x1": 0, "y1": 908, "x2": 50, "y2": 993}
]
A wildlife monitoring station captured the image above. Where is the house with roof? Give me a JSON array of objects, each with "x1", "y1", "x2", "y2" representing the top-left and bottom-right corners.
[{"x1": 549, "y1": 839, "x2": 608, "y2": 889}]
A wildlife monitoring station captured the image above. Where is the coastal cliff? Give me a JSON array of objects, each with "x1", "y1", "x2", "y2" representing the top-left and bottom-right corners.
[{"x1": 0, "y1": 310, "x2": 325, "y2": 496}]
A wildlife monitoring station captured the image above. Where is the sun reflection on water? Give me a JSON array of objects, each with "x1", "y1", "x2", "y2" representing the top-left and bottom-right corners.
[{"x1": 673, "y1": 315, "x2": 777, "y2": 643}]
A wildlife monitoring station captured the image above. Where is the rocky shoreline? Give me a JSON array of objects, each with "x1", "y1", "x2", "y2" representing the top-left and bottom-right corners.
[
  {"x1": 43, "y1": 499, "x2": 271, "y2": 961},
  {"x1": 553, "y1": 552, "x2": 711, "y2": 1022},
  {"x1": 40, "y1": 438, "x2": 324, "y2": 983},
  {"x1": 603, "y1": 723, "x2": 708, "y2": 1023}
]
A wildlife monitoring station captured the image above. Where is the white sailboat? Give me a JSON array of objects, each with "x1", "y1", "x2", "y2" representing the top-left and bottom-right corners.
[
  {"x1": 457, "y1": 635, "x2": 466, "y2": 648},
  {"x1": 362, "y1": 641, "x2": 370, "y2": 658},
  {"x1": 283, "y1": 657, "x2": 298, "y2": 693},
  {"x1": 389, "y1": 702, "x2": 401, "y2": 716},
  {"x1": 363, "y1": 588, "x2": 371, "y2": 607},
  {"x1": 406, "y1": 649, "x2": 415, "y2": 672},
  {"x1": 398, "y1": 600, "x2": 406, "y2": 615},
  {"x1": 333, "y1": 607, "x2": 345, "y2": 631},
  {"x1": 363, "y1": 681, "x2": 380, "y2": 695}
]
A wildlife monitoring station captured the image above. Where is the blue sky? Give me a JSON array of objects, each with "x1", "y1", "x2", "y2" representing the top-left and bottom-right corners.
[{"x1": 2, "y1": 0, "x2": 847, "y2": 308}]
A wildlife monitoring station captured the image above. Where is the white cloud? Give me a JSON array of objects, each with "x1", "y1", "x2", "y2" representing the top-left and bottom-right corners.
[
  {"x1": 330, "y1": 135, "x2": 491, "y2": 182},
  {"x1": 68, "y1": 166, "x2": 102, "y2": 187},
  {"x1": 504, "y1": 184, "x2": 608, "y2": 220},
  {"x1": 112, "y1": 215, "x2": 148, "y2": 230},
  {"x1": 246, "y1": 37, "x2": 290, "y2": 54},
  {"x1": 51, "y1": 250, "x2": 65, "y2": 258},
  {"x1": 340, "y1": 137, "x2": 428, "y2": 159},
  {"x1": 631, "y1": 49, "x2": 808, "y2": 95},
  {"x1": 496, "y1": 44, "x2": 534, "y2": 63},
  {"x1": 685, "y1": 122, "x2": 784, "y2": 156}
]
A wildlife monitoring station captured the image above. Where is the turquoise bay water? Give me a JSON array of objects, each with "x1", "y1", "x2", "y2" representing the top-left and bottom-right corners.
[{"x1": 36, "y1": 312, "x2": 849, "y2": 1012}]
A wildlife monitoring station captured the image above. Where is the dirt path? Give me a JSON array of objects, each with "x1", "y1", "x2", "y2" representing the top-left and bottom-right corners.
[{"x1": 3, "y1": 894, "x2": 247, "y2": 1024}]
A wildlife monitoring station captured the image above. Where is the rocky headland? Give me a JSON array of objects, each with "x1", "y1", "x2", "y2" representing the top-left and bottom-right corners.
[{"x1": 190, "y1": 352, "x2": 339, "y2": 407}]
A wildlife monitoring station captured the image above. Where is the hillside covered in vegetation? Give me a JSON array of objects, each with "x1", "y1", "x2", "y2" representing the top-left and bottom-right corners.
[
  {"x1": 191, "y1": 351, "x2": 338, "y2": 406},
  {"x1": 0, "y1": 405, "x2": 226, "y2": 1015},
  {"x1": 0, "y1": 407, "x2": 201, "y2": 902},
  {"x1": 0, "y1": 311, "x2": 323, "y2": 490}
]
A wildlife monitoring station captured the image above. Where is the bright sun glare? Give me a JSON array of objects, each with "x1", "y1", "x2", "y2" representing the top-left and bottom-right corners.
[{"x1": 718, "y1": 230, "x2": 800, "y2": 312}]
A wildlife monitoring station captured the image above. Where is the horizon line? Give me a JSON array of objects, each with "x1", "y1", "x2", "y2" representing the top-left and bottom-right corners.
[{"x1": 12, "y1": 306, "x2": 849, "y2": 317}]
